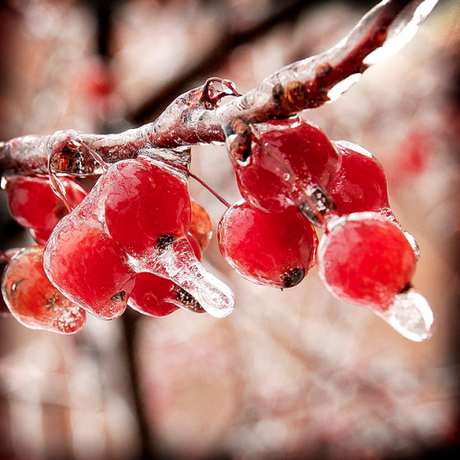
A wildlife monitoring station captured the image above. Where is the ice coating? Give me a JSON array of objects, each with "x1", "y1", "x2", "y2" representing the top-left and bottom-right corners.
[
  {"x1": 135, "y1": 238, "x2": 235, "y2": 319},
  {"x1": 376, "y1": 289, "x2": 435, "y2": 342},
  {"x1": 364, "y1": 0, "x2": 439, "y2": 65},
  {"x1": 3, "y1": 246, "x2": 87, "y2": 334},
  {"x1": 226, "y1": 0, "x2": 440, "y2": 122},
  {"x1": 327, "y1": 74, "x2": 361, "y2": 102},
  {"x1": 318, "y1": 212, "x2": 434, "y2": 342}
]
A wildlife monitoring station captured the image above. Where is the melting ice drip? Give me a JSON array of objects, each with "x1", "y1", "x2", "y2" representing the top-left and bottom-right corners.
[
  {"x1": 376, "y1": 289, "x2": 435, "y2": 342},
  {"x1": 136, "y1": 238, "x2": 235, "y2": 319},
  {"x1": 317, "y1": 213, "x2": 435, "y2": 342}
]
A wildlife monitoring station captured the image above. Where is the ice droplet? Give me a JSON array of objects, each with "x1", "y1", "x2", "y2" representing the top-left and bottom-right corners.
[{"x1": 375, "y1": 289, "x2": 434, "y2": 342}]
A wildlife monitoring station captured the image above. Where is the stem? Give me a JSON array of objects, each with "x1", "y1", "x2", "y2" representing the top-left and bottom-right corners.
[
  {"x1": 162, "y1": 160, "x2": 231, "y2": 208},
  {"x1": 0, "y1": 249, "x2": 11, "y2": 262},
  {"x1": 187, "y1": 170, "x2": 231, "y2": 208}
]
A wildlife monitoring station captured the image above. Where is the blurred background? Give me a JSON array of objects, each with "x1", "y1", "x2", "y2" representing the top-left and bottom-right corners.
[{"x1": 1, "y1": 0, "x2": 460, "y2": 459}]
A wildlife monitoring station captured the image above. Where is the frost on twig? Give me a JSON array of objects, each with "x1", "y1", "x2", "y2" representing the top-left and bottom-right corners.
[{"x1": 0, "y1": 0, "x2": 437, "y2": 178}]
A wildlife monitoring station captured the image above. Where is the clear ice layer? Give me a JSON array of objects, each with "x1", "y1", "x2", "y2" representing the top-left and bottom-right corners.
[
  {"x1": 364, "y1": 0, "x2": 439, "y2": 65},
  {"x1": 136, "y1": 241, "x2": 235, "y2": 319},
  {"x1": 376, "y1": 289, "x2": 435, "y2": 342},
  {"x1": 327, "y1": 74, "x2": 361, "y2": 102},
  {"x1": 245, "y1": 0, "x2": 440, "y2": 110}
]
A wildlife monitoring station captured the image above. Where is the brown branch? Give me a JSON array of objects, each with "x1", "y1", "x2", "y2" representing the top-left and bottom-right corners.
[
  {"x1": 214, "y1": 0, "x2": 435, "y2": 123},
  {"x1": 0, "y1": 0, "x2": 437, "y2": 178}
]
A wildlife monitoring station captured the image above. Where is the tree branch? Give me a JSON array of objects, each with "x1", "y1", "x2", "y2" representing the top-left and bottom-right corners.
[
  {"x1": 0, "y1": 0, "x2": 438, "y2": 177},
  {"x1": 129, "y1": 0, "x2": 320, "y2": 125}
]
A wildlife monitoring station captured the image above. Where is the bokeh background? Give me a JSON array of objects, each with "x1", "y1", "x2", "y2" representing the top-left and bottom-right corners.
[{"x1": 1, "y1": 0, "x2": 460, "y2": 459}]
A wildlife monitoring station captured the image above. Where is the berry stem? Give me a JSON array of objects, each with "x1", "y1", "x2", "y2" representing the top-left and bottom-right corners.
[{"x1": 162, "y1": 160, "x2": 231, "y2": 208}]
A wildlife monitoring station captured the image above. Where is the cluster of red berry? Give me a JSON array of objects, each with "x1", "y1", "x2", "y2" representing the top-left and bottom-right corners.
[
  {"x1": 0, "y1": 115, "x2": 434, "y2": 341},
  {"x1": 1, "y1": 176, "x2": 88, "y2": 332},
  {"x1": 0, "y1": 159, "x2": 232, "y2": 333},
  {"x1": 221, "y1": 116, "x2": 434, "y2": 341}
]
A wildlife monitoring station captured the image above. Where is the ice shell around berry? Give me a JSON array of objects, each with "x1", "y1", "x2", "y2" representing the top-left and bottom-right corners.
[
  {"x1": 43, "y1": 215, "x2": 135, "y2": 321},
  {"x1": 103, "y1": 156, "x2": 191, "y2": 256},
  {"x1": 217, "y1": 199, "x2": 318, "y2": 289},
  {"x1": 318, "y1": 212, "x2": 434, "y2": 340},
  {"x1": 2, "y1": 246, "x2": 87, "y2": 334},
  {"x1": 229, "y1": 115, "x2": 341, "y2": 215},
  {"x1": 375, "y1": 289, "x2": 435, "y2": 342},
  {"x1": 318, "y1": 211, "x2": 419, "y2": 309}
]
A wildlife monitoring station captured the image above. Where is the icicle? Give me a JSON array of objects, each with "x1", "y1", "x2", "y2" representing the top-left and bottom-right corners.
[
  {"x1": 376, "y1": 289, "x2": 435, "y2": 342},
  {"x1": 136, "y1": 238, "x2": 235, "y2": 319}
]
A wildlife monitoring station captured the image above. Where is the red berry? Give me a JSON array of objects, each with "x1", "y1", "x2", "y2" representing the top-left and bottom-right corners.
[
  {"x1": 0, "y1": 250, "x2": 17, "y2": 316},
  {"x1": 218, "y1": 200, "x2": 318, "y2": 288},
  {"x1": 128, "y1": 273, "x2": 204, "y2": 317},
  {"x1": 5, "y1": 175, "x2": 88, "y2": 244},
  {"x1": 1, "y1": 246, "x2": 86, "y2": 333},
  {"x1": 103, "y1": 157, "x2": 191, "y2": 256},
  {"x1": 319, "y1": 213, "x2": 417, "y2": 311},
  {"x1": 228, "y1": 116, "x2": 340, "y2": 214},
  {"x1": 328, "y1": 141, "x2": 392, "y2": 216},
  {"x1": 189, "y1": 198, "x2": 212, "y2": 252},
  {"x1": 43, "y1": 218, "x2": 136, "y2": 320}
]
